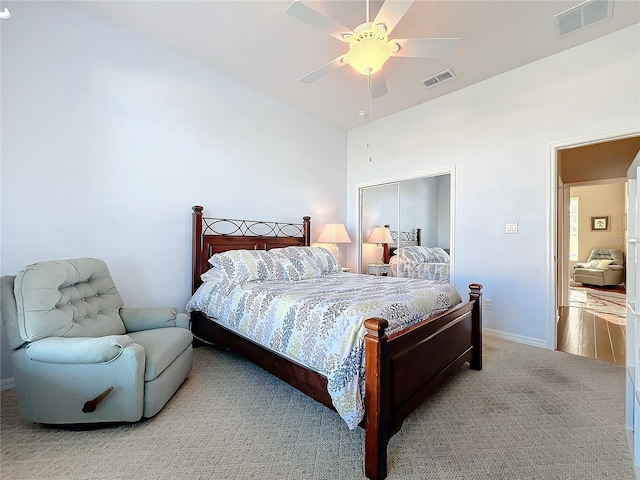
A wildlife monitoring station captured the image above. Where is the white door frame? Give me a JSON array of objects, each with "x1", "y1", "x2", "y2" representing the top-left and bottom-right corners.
[{"x1": 548, "y1": 129, "x2": 640, "y2": 350}]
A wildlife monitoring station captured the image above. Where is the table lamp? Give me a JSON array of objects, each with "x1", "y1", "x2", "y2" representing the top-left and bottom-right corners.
[
  {"x1": 317, "y1": 223, "x2": 351, "y2": 259},
  {"x1": 367, "y1": 226, "x2": 394, "y2": 265}
]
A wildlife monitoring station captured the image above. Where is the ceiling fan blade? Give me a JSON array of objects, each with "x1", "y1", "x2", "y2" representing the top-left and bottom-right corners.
[
  {"x1": 392, "y1": 38, "x2": 460, "y2": 58},
  {"x1": 286, "y1": 1, "x2": 353, "y2": 41},
  {"x1": 299, "y1": 56, "x2": 347, "y2": 83},
  {"x1": 369, "y1": 71, "x2": 388, "y2": 99},
  {"x1": 373, "y1": 0, "x2": 415, "y2": 36}
]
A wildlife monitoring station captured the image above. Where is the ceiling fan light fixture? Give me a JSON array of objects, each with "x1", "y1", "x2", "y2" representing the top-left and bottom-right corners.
[
  {"x1": 287, "y1": 0, "x2": 460, "y2": 94},
  {"x1": 374, "y1": 23, "x2": 387, "y2": 35},
  {"x1": 344, "y1": 28, "x2": 392, "y2": 75}
]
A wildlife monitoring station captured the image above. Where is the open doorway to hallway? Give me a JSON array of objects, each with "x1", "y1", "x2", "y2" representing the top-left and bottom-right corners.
[
  {"x1": 556, "y1": 135, "x2": 640, "y2": 365},
  {"x1": 558, "y1": 282, "x2": 626, "y2": 365}
]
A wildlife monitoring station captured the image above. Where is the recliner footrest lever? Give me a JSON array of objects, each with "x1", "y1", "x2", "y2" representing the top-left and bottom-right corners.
[{"x1": 82, "y1": 386, "x2": 114, "y2": 413}]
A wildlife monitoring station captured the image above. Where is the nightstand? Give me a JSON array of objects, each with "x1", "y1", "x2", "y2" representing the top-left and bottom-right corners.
[{"x1": 368, "y1": 264, "x2": 391, "y2": 276}]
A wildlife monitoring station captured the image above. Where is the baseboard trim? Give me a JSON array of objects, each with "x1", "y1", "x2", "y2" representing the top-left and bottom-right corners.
[
  {"x1": 483, "y1": 328, "x2": 548, "y2": 349},
  {"x1": 1, "y1": 377, "x2": 15, "y2": 391}
]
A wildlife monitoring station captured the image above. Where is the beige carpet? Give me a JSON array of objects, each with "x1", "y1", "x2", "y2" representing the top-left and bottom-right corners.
[{"x1": 1, "y1": 337, "x2": 635, "y2": 479}]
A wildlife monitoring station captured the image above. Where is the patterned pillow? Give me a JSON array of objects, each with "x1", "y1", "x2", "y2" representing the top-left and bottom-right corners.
[
  {"x1": 430, "y1": 247, "x2": 450, "y2": 263},
  {"x1": 398, "y1": 246, "x2": 450, "y2": 265},
  {"x1": 208, "y1": 250, "x2": 286, "y2": 285},
  {"x1": 280, "y1": 247, "x2": 324, "y2": 281},
  {"x1": 397, "y1": 246, "x2": 431, "y2": 265},
  {"x1": 307, "y1": 246, "x2": 342, "y2": 274}
]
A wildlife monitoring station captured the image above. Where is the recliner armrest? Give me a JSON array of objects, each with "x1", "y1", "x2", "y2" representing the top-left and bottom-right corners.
[
  {"x1": 24, "y1": 335, "x2": 135, "y2": 363},
  {"x1": 121, "y1": 307, "x2": 189, "y2": 332},
  {"x1": 175, "y1": 312, "x2": 190, "y2": 329}
]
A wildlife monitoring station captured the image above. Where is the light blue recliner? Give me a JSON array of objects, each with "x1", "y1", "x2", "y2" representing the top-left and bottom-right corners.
[{"x1": 0, "y1": 258, "x2": 193, "y2": 424}]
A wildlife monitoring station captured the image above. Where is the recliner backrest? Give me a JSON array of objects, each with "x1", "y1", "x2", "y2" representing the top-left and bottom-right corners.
[
  {"x1": 13, "y1": 258, "x2": 126, "y2": 343},
  {"x1": 586, "y1": 248, "x2": 624, "y2": 266},
  {"x1": 1, "y1": 275, "x2": 26, "y2": 351}
]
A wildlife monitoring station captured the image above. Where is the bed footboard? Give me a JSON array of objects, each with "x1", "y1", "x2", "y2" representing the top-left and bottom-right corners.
[{"x1": 363, "y1": 284, "x2": 483, "y2": 480}]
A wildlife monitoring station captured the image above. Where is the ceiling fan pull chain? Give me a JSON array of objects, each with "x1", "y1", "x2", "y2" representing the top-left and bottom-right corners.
[{"x1": 368, "y1": 74, "x2": 373, "y2": 163}]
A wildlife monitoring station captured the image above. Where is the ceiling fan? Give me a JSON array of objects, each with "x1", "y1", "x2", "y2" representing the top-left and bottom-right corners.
[{"x1": 286, "y1": 0, "x2": 460, "y2": 98}]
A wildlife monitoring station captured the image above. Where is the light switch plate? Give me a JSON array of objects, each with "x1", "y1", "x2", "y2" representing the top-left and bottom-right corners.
[{"x1": 505, "y1": 222, "x2": 518, "y2": 234}]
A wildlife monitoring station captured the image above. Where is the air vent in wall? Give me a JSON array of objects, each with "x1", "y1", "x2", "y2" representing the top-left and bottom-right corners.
[
  {"x1": 554, "y1": 0, "x2": 613, "y2": 37},
  {"x1": 421, "y1": 69, "x2": 456, "y2": 88}
]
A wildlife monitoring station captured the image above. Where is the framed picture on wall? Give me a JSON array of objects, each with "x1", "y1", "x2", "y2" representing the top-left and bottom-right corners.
[{"x1": 591, "y1": 216, "x2": 610, "y2": 231}]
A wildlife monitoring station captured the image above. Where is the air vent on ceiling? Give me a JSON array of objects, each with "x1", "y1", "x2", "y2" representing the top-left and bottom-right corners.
[
  {"x1": 421, "y1": 69, "x2": 456, "y2": 88},
  {"x1": 554, "y1": 0, "x2": 613, "y2": 37}
]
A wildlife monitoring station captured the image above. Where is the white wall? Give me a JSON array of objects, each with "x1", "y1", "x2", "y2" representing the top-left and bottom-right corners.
[
  {"x1": 347, "y1": 25, "x2": 640, "y2": 347},
  {"x1": 0, "y1": 2, "x2": 346, "y2": 380}
]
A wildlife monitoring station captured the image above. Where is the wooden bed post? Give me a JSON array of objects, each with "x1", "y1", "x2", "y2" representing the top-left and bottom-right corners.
[
  {"x1": 192, "y1": 206, "x2": 204, "y2": 294},
  {"x1": 364, "y1": 317, "x2": 390, "y2": 480},
  {"x1": 469, "y1": 283, "x2": 483, "y2": 370},
  {"x1": 303, "y1": 216, "x2": 311, "y2": 246}
]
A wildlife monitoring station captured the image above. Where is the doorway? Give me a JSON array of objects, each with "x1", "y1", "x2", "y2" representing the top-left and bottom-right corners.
[{"x1": 555, "y1": 135, "x2": 640, "y2": 364}]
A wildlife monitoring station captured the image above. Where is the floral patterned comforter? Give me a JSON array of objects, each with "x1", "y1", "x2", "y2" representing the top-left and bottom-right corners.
[
  {"x1": 391, "y1": 246, "x2": 451, "y2": 282},
  {"x1": 186, "y1": 272, "x2": 462, "y2": 429}
]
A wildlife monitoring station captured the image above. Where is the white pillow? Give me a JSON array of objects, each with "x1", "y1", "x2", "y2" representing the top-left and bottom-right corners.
[
  {"x1": 586, "y1": 259, "x2": 613, "y2": 269},
  {"x1": 595, "y1": 259, "x2": 614, "y2": 269},
  {"x1": 200, "y1": 267, "x2": 223, "y2": 282}
]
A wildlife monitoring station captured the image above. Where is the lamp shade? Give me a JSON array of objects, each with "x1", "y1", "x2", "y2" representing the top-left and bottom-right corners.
[
  {"x1": 366, "y1": 226, "x2": 394, "y2": 244},
  {"x1": 317, "y1": 223, "x2": 351, "y2": 244}
]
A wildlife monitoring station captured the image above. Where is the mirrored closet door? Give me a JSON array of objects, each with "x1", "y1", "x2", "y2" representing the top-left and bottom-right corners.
[{"x1": 359, "y1": 171, "x2": 453, "y2": 276}]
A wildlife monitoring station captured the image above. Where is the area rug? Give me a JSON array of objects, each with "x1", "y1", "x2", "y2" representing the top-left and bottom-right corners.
[{"x1": 570, "y1": 286, "x2": 626, "y2": 317}]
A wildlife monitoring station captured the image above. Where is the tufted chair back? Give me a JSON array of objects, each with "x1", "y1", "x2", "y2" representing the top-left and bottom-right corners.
[
  {"x1": 13, "y1": 258, "x2": 126, "y2": 345},
  {"x1": 585, "y1": 248, "x2": 624, "y2": 266}
]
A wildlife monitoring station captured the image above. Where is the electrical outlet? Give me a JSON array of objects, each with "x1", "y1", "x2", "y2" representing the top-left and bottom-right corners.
[
  {"x1": 484, "y1": 299, "x2": 492, "y2": 310},
  {"x1": 505, "y1": 222, "x2": 518, "y2": 234}
]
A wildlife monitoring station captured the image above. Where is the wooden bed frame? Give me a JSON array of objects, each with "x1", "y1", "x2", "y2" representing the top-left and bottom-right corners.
[
  {"x1": 190, "y1": 206, "x2": 482, "y2": 480},
  {"x1": 382, "y1": 225, "x2": 422, "y2": 264}
]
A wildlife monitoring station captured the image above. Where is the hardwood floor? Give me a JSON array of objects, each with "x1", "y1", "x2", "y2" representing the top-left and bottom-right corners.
[{"x1": 557, "y1": 284, "x2": 626, "y2": 366}]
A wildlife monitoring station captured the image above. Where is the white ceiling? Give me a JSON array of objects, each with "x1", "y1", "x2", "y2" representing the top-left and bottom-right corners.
[{"x1": 79, "y1": 0, "x2": 639, "y2": 130}]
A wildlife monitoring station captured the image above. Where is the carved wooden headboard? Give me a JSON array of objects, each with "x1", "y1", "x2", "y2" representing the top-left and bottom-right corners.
[
  {"x1": 382, "y1": 225, "x2": 422, "y2": 263},
  {"x1": 191, "y1": 206, "x2": 311, "y2": 293}
]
